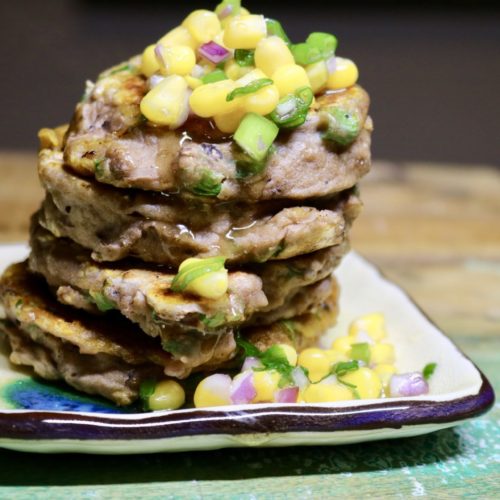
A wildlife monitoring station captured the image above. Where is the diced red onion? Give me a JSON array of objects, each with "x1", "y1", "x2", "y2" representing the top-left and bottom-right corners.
[
  {"x1": 241, "y1": 356, "x2": 262, "y2": 372},
  {"x1": 390, "y1": 372, "x2": 429, "y2": 397},
  {"x1": 292, "y1": 366, "x2": 309, "y2": 390},
  {"x1": 230, "y1": 371, "x2": 256, "y2": 404},
  {"x1": 274, "y1": 386, "x2": 299, "y2": 403},
  {"x1": 218, "y1": 5, "x2": 233, "y2": 19},
  {"x1": 199, "y1": 41, "x2": 230, "y2": 64},
  {"x1": 326, "y1": 56, "x2": 337, "y2": 75}
]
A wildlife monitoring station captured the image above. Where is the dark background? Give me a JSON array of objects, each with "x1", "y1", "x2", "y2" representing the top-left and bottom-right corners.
[{"x1": 0, "y1": 0, "x2": 498, "y2": 165}]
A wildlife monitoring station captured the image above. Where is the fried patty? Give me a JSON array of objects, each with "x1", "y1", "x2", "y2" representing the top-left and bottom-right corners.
[
  {"x1": 62, "y1": 65, "x2": 371, "y2": 201},
  {"x1": 38, "y1": 148, "x2": 361, "y2": 265}
]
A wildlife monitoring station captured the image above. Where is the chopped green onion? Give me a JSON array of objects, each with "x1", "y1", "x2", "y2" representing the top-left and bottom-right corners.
[
  {"x1": 226, "y1": 78, "x2": 273, "y2": 102},
  {"x1": 201, "y1": 69, "x2": 228, "y2": 84},
  {"x1": 139, "y1": 379, "x2": 156, "y2": 408},
  {"x1": 215, "y1": 0, "x2": 241, "y2": 17},
  {"x1": 89, "y1": 291, "x2": 116, "y2": 312},
  {"x1": 321, "y1": 106, "x2": 361, "y2": 147},
  {"x1": 280, "y1": 319, "x2": 297, "y2": 342},
  {"x1": 94, "y1": 159, "x2": 105, "y2": 178},
  {"x1": 109, "y1": 63, "x2": 134, "y2": 75},
  {"x1": 234, "y1": 49, "x2": 255, "y2": 67},
  {"x1": 171, "y1": 257, "x2": 226, "y2": 293},
  {"x1": 423, "y1": 362, "x2": 437, "y2": 381},
  {"x1": 332, "y1": 360, "x2": 360, "y2": 377},
  {"x1": 306, "y1": 32, "x2": 337, "y2": 58},
  {"x1": 265, "y1": 18, "x2": 291, "y2": 45},
  {"x1": 234, "y1": 113, "x2": 279, "y2": 162},
  {"x1": 350, "y1": 343, "x2": 371, "y2": 365},
  {"x1": 188, "y1": 168, "x2": 223, "y2": 197},
  {"x1": 235, "y1": 157, "x2": 266, "y2": 179},
  {"x1": 161, "y1": 338, "x2": 191, "y2": 356},
  {"x1": 269, "y1": 86, "x2": 313, "y2": 128},
  {"x1": 200, "y1": 312, "x2": 226, "y2": 329}
]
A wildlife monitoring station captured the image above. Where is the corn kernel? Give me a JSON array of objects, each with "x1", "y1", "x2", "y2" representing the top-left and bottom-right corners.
[
  {"x1": 141, "y1": 44, "x2": 160, "y2": 77},
  {"x1": 272, "y1": 64, "x2": 311, "y2": 97},
  {"x1": 185, "y1": 75, "x2": 203, "y2": 89},
  {"x1": 298, "y1": 348, "x2": 330, "y2": 382},
  {"x1": 243, "y1": 84, "x2": 280, "y2": 115},
  {"x1": 213, "y1": 108, "x2": 246, "y2": 133},
  {"x1": 221, "y1": 6, "x2": 251, "y2": 28},
  {"x1": 277, "y1": 344, "x2": 298, "y2": 366},
  {"x1": 374, "y1": 364, "x2": 397, "y2": 389},
  {"x1": 148, "y1": 380, "x2": 185, "y2": 411},
  {"x1": 224, "y1": 15, "x2": 267, "y2": 49},
  {"x1": 340, "y1": 367, "x2": 382, "y2": 399},
  {"x1": 189, "y1": 79, "x2": 237, "y2": 117},
  {"x1": 213, "y1": 30, "x2": 230, "y2": 50},
  {"x1": 140, "y1": 75, "x2": 190, "y2": 128},
  {"x1": 185, "y1": 269, "x2": 228, "y2": 299},
  {"x1": 182, "y1": 10, "x2": 221, "y2": 45},
  {"x1": 157, "y1": 45, "x2": 196, "y2": 76},
  {"x1": 194, "y1": 374, "x2": 232, "y2": 407},
  {"x1": 254, "y1": 36, "x2": 294, "y2": 77},
  {"x1": 302, "y1": 381, "x2": 353, "y2": 403},
  {"x1": 348, "y1": 312, "x2": 386, "y2": 341},
  {"x1": 306, "y1": 60, "x2": 328, "y2": 94},
  {"x1": 324, "y1": 349, "x2": 348, "y2": 365},
  {"x1": 327, "y1": 57, "x2": 359, "y2": 90},
  {"x1": 370, "y1": 343, "x2": 395, "y2": 365},
  {"x1": 158, "y1": 26, "x2": 197, "y2": 50},
  {"x1": 331, "y1": 335, "x2": 356, "y2": 355},
  {"x1": 252, "y1": 370, "x2": 281, "y2": 403},
  {"x1": 224, "y1": 59, "x2": 254, "y2": 80}
]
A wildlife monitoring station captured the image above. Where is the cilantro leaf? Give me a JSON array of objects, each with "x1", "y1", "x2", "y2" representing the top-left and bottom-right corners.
[{"x1": 423, "y1": 362, "x2": 437, "y2": 381}]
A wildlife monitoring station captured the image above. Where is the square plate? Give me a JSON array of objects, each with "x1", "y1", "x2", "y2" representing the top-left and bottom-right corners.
[{"x1": 0, "y1": 244, "x2": 494, "y2": 454}]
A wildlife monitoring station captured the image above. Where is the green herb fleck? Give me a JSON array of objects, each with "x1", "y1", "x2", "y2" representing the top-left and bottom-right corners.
[
  {"x1": 423, "y1": 362, "x2": 437, "y2": 381},
  {"x1": 271, "y1": 240, "x2": 286, "y2": 257},
  {"x1": 89, "y1": 291, "x2": 116, "y2": 312},
  {"x1": 332, "y1": 360, "x2": 360, "y2": 377},
  {"x1": 139, "y1": 379, "x2": 156, "y2": 410},
  {"x1": 285, "y1": 264, "x2": 304, "y2": 279},
  {"x1": 94, "y1": 159, "x2": 105, "y2": 178},
  {"x1": 279, "y1": 319, "x2": 297, "y2": 343},
  {"x1": 200, "y1": 312, "x2": 226, "y2": 329},
  {"x1": 15, "y1": 299, "x2": 23, "y2": 309},
  {"x1": 234, "y1": 49, "x2": 255, "y2": 67},
  {"x1": 226, "y1": 78, "x2": 273, "y2": 102},
  {"x1": 171, "y1": 257, "x2": 226, "y2": 293},
  {"x1": 201, "y1": 69, "x2": 228, "y2": 84},
  {"x1": 109, "y1": 63, "x2": 133, "y2": 75},
  {"x1": 161, "y1": 339, "x2": 191, "y2": 356}
]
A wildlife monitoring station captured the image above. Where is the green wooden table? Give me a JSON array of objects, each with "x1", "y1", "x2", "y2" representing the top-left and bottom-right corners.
[{"x1": 0, "y1": 156, "x2": 498, "y2": 498}]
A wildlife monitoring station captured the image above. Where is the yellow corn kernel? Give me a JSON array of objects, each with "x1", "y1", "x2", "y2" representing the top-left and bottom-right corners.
[
  {"x1": 298, "y1": 348, "x2": 330, "y2": 383},
  {"x1": 272, "y1": 64, "x2": 311, "y2": 97},
  {"x1": 374, "y1": 364, "x2": 397, "y2": 389},
  {"x1": 189, "y1": 79, "x2": 237, "y2": 117},
  {"x1": 340, "y1": 367, "x2": 382, "y2": 399},
  {"x1": 185, "y1": 75, "x2": 203, "y2": 89},
  {"x1": 331, "y1": 335, "x2": 356, "y2": 355},
  {"x1": 213, "y1": 108, "x2": 246, "y2": 133},
  {"x1": 141, "y1": 44, "x2": 160, "y2": 77},
  {"x1": 277, "y1": 344, "x2": 298, "y2": 366},
  {"x1": 140, "y1": 75, "x2": 190, "y2": 128},
  {"x1": 243, "y1": 84, "x2": 280, "y2": 115},
  {"x1": 252, "y1": 370, "x2": 281, "y2": 403},
  {"x1": 348, "y1": 312, "x2": 387, "y2": 342},
  {"x1": 306, "y1": 60, "x2": 328, "y2": 94},
  {"x1": 327, "y1": 57, "x2": 359, "y2": 90},
  {"x1": 182, "y1": 10, "x2": 221, "y2": 45},
  {"x1": 224, "y1": 59, "x2": 254, "y2": 80},
  {"x1": 148, "y1": 380, "x2": 185, "y2": 411},
  {"x1": 186, "y1": 269, "x2": 228, "y2": 299},
  {"x1": 370, "y1": 343, "x2": 395, "y2": 365},
  {"x1": 302, "y1": 381, "x2": 353, "y2": 403},
  {"x1": 324, "y1": 349, "x2": 348, "y2": 365},
  {"x1": 158, "y1": 26, "x2": 197, "y2": 50},
  {"x1": 194, "y1": 374, "x2": 232, "y2": 407},
  {"x1": 157, "y1": 45, "x2": 196, "y2": 76},
  {"x1": 254, "y1": 36, "x2": 295, "y2": 77},
  {"x1": 224, "y1": 14, "x2": 266, "y2": 49},
  {"x1": 213, "y1": 30, "x2": 230, "y2": 50}
]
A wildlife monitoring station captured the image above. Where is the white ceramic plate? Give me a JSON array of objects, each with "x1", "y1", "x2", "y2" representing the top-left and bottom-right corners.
[{"x1": 0, "y1": 244, "x2": 494, "y2": 454}]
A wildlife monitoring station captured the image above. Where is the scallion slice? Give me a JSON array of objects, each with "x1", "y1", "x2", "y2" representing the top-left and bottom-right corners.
[
  {"x1": 233, "y1": 113, "x2": 279, "y2": 162},
  {"x1": 265, "y1": 18, "x2": 291, "y2": 45},
  {"x1": 234, "y1": 49, "x2": 255, "y2": 67},
  {"x1": 269, "y1": 86, "x2": 313, "y2": 128},
  {"x1": 89, "y1": 291, "x2": 116, "y2": 312},
  {"x1": 188, "y1": 169, "x2": 223, "y2": 197},
  {"x1": 226, "y1": 78, "x2": 273, "y2": 102},
  {"x1": 306, "y1": 32, "x2": 337, "y2": 58},
  {"x1": 291, "y1": 32, "x2": 338, "y2": 65},
  {"x1": 201, "y1": 69, "x2": 228, "y2": 84},
  {"x1": 171, "y1": 257, "x2": 226, "y2": 293},
  {"x1": 321, "y1": 106, "x2": 361, "y2": 147},
  {"x1": 350, "y1": 343, "x2": 371, "y2": 365}
]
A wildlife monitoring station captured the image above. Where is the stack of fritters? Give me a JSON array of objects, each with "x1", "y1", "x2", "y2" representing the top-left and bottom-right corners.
[{"x1": 0, "y1": 68, "x2": 372, "y2": 405}]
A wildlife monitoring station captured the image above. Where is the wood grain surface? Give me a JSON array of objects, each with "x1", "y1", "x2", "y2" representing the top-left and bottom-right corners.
[{"x1": 1, "y1": 152, "x2": 498, "y2": 339}]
